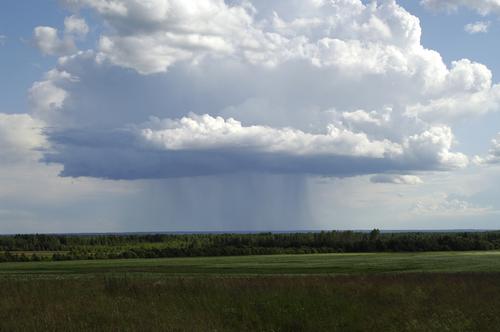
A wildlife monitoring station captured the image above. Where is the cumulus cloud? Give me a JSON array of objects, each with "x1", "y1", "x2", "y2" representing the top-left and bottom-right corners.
[
  {"x1": 421, "y1": 0, "x2": 500, "y2": 16},
  {"x1": 474, "y1": 133, "x2": 500, "y2": 165},
  {"x1": 42, "y1": 113, "x2": 468, "y2": 180},
  {"x1": 77, "y1": 0, "x2": 266, "y2": 74},
  {"x1": 33, "y1": 26, "x2": 77, "y2": 56},
  {"x1": 411, "y1": 193, "x2": 494, "y2": 217},
  {"x1": 406, "y1": 59, "x2": 500, "y2": 121},
  {"x1": 33, "y1": 16, "x2": 88, "y2": 56},
  {"x1": 28, "y1": 69, "x2": 78, "y2": 121},
  {"x1": 0, "y1": 113, "x2": 47, "y2": 163},
  {"x1": 64, "y1": 15, "x2": 89, "y2": 37},
  {"x1": 24, "y1": 0, "x2": 500, "y2": 181},
  {"x1": 59, "y1": 0, "x2": 433, "y2": 78},
  {"x1": 465, "y1": 21, "x2": 490, "y2": 34},
  {"x1": 48, "y1": 0, "x2": 499, "y2": 122},
  {"x1": 138, "y1": 114, "x2": 401, "y2": 158},
  {"x1": 370, "y1": 174, "x2": 423, "y2": 185},
  {"x1": 4, "y1": 0, "x2": 500, "y2": 231},
  {"x1": 403, "y1": 126, "x2": 468, "y2": 169}
]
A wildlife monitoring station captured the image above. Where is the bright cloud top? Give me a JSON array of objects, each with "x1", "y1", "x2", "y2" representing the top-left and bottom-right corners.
[
  {"x1": 0, "y1": 113, "x2": 46, "y2": 163},
  {"x1": 61, "y1": 0, "x2": 433, "y2": 76},
  {"x1": 137, "y1": 114, "x2": 467, "y2": 170},
  {"x1": 139, "y1": 114, "x2": 401, "y2": 158},
  {"x1": 17, "y1": 0, "x2": 500, "y2": 181}
]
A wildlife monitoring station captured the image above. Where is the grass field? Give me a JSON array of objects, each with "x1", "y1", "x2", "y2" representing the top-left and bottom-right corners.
[
  {"x1": 2, "y1": 251, "x2": 500, "y2": 276},
  {"x1": 2, "y1": 273, "x2": 500, "y2": 331},
  {"x1": 2, "y1": 252, "x2": 500, "y2": 331}
]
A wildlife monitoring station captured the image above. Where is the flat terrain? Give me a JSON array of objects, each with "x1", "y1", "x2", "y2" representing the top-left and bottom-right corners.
[
  {"x1": 3, "y1": 252, "x2": 500, "y2": 331},
  {"x1": 1, "y1": 273, "x2": 500, "y2": 331},
  {"x1": 2, "y1": 251, "x2": 500, "y2": 276}
]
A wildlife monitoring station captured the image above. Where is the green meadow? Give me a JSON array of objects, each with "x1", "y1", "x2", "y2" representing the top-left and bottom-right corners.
[
  {"x1": 2, "y1": 251, "x2": 500, "y2": 276},
  {"x1": 2, "y1": 251, "x2": 500, "y2": 331}
]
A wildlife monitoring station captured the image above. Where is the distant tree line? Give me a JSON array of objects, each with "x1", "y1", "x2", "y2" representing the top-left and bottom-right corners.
[{"x1": 1, "y1": 230, "x2": 500, "y2": 262}]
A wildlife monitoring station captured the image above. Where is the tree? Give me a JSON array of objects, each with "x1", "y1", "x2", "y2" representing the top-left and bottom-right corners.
[{"x1": 369, "y1": 229, "x2": 381, "y2": 241}]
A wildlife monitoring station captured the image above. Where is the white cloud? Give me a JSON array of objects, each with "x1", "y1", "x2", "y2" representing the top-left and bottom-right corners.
[
  {"x1": 474, "y1": 133, "x2": 500, "y2": 164},
  {"x1": 33, "y1": 16, "x2": 89, "y2": 56},
  {"x1": 139, "y1": 114, "x2": 401, "y2": 158},
  {"x1": 5, "y1": 0, "x2": 500, "y2": 231},
  {"x1": 0, "y1": 113, "x2": 47, "y2": 163},
  {"x1": 64, "y1": 15, "x2": 89, "y2": 37},
  {"x1": 138, "y1": 114, "x2": 466, "y2": 170},
  {"x1": 410, "y1": 193, "x2": 494, "y2": 217},
  {"x1": 42, "y1": 113, "x2": 468, "y2": 179},
  {"x1": 0, "y1": 35, "x2": 6, "y2": 46},
  {"x1": 421, "y1": 0, "x2": 500, "y2": 16},
  {"x1": 26, "y1": 0, "x2": 493, "y2": 180},
  {"x1": 403, "y1": 126, "x2": 468, "y2": 169},
  {"x1": 28, "y1": 69, "x2": 78, "y2": 121},
  {"x1": 33, "y1": 26, "x2": 77, "y2": 56},
  {"x1": 342, "y1": 109, "x2": 389, "y2": 127},
  {"x1": 465, "y1": 21, "x2": 490, "y2": 34},
  {"x1": 406, "y1": 59, "x2": 500, "y2": 121},
  {"x1": 59, "y1": 0, "x2": 428, "y2": 76},
  {"x1": 49, "y1": 0, "x2": 499, "y2": 124},
  {"x1": 370, "y1": 174, "x2": 423, "y2": 185},
  {"x1": 79, "y1": 0, "x2": 265, "y2": 74}
]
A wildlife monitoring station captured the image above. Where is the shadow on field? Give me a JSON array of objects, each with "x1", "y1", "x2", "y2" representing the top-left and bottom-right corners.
[{"x1": 0, "y1": 273, "x2": 498, "y2": 331}]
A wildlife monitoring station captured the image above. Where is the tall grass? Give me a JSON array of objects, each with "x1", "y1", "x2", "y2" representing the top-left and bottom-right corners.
[{"x1": 1, "y1": 273, "x2": 500, "y2": 331}]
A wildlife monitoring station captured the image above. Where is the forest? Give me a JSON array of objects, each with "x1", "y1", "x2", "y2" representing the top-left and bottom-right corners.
[{"x1": 1, "y1": 230, "x2": 500, "y2": 262}]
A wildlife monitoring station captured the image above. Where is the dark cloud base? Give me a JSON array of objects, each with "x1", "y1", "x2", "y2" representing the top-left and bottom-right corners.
[{"x1": 44, "y1": 129, "x2": 434, "y2": 180}]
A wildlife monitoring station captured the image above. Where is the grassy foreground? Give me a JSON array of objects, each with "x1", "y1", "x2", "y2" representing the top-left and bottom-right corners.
[
  {"x1": 1, "y1": 274, "x2": 500, "y2": 331},
  {"x1": 3, "y1": 252, "x2": 500, "y2": 331}
]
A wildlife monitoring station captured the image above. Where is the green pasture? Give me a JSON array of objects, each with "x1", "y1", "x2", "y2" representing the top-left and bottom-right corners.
[
  {"x1": 3, "y1": 252, "x2": 500, "y2": 331},
  {"x1": 2, "y1": 251, "x2": 500, "y2": 277}
]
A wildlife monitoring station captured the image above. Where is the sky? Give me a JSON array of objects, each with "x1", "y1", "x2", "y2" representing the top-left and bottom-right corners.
[{"x1": 2, "y1": 0, "x2": 500, "y2": 233}]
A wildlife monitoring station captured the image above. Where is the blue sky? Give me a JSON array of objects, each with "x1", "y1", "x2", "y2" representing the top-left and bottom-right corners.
[
  {"x1": 2, "y1": 0, "x2": 500, "y2": 233},
  {"x1": 401, "y1": 1, "x2": 500, "y2": 76}
]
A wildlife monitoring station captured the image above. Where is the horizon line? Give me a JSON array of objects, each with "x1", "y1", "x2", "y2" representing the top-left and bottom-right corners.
[{"x1": 1, "y1": 229, "x2": 499, "y2": 236}]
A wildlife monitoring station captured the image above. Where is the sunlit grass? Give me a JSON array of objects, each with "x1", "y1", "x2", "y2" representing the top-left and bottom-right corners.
[{"x1": 3, "y1": 251, "x2": 500, "y2": 276}]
